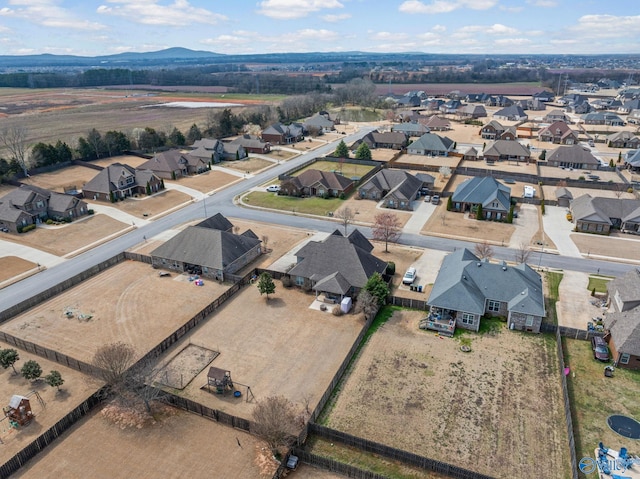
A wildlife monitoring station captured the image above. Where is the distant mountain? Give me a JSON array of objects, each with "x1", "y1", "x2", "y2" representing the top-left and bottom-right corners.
[{"x1": 96, "y1": 47, "x2": 225, "y2": 62}]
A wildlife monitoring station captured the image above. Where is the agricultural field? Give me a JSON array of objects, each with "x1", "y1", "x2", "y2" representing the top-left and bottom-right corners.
[
  {"x1": 320, "y1": 308, "x2": 571, "y2": 479},
  {"x1": 0, "y1": 261, "x2": 228, "y2": 363}
]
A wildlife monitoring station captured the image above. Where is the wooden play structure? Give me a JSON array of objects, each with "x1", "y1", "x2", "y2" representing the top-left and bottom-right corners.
[
  {"x1": 202, "y1": 366, "x2": 255, "y2": 402},
  {"x1": 3, "y1": 395, "x2": 34, "y2": 428}
]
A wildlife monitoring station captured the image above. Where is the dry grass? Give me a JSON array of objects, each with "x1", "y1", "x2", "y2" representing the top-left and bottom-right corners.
[
  {"x1": 322, "y1": 309, "x2": 571, "y2": 479},
  {"x1": 91, "y1": 155, "x2": 152, "y2": 169},
  {"x1": 0, "y1": 215, "x2": 128, "y2": 256},
  {"x1": 395, "y1": 153, "x2": 461, "y2": 169},
  {"x1": 0, "y1": 256, "x2": 36, "y2": 283},
  {"x1": 333, "y1": 197, "x2": 412, "y2": 229},
  {"x1": 571, "y1": 233, "x2": 640, "y2": 260},
  {"x1": 221, "y1": 157, "x2": 274, "y2": 173},
  {"x1": 105, "y1": 189, "x2": 191, "y2": 218},
  {"x1": 166, "y1": 170, "x2": 241, "y2": 194},
  {"x1": 21, "y1": 165, "x2": 99, "y2": 193}
]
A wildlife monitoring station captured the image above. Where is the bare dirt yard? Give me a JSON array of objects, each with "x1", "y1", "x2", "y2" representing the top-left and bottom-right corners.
[
  {"x1": 570, "y1": 233, "x2": 640, "y2": 261},
  {"x1": 222, "y1": 157, "x2": 274, "y2": 173},
  {"x1": 369, "y1": 148, "x2": 401, "y2": 163},
  {"x1": 395, "y1": 153, "x2": 461, "y2": 170},
  {"x1": 0, "y1": 214, "x2": 128, "y2": 256},
  {"x1": 154, "y1": 283, "x2": 364, "y2": 420},
  {"x1": 12, "y1": 407, "x2": 273, "y2": 479},
  {"x1": 322, "y1": 309, "x2": 570, "y2": 479},
  {"x1": 91, "y1": 155, "x2": 152, "y2": 169},
  {"x1": 0, "y1": 341, "x2": 97, "y2": 462},
  {"x1": 459, "y1": 158, "x2": 538, "y2": 176},
  {"x1": 0, "y1": 261, "x2": 228, "y2": 363},
  {"x1": 99, "y1": 189, "x2": 191, "y2": 219},
  {"x1": 21, "y1": 165, "x2": 100, "y2": 193},
  {"x1": 422, "y1": 202, "x2": 515, "y2": 245},
  {"x1": 166, "y1": 169, "x2": 241, "y2": 194},
  {"x1": 539, "y1": 165, "x2": 622, "y2": 183},
  {"x1": 0, "y1": 256, "x2": 36, "y2": 283},
  {"x1": 334, "y1": 197, "x2": 413, "y2": 229}
]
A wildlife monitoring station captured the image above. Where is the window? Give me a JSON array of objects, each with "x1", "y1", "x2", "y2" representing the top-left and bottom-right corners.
[
  {"x1": 461, "y1": 313, "x2": 475, "y2": 325},
  {"x1": 620, "y1": 353, "x2": 630, "y2": 365},
  {"x1": 36, "y1": 201, "x2": 44, "y2": 208},
  {"x1": 596, "y1": 224, "x2": 603, "y2": 232},
  {"x1": 581, "y1": 223, "x2": 589, "y2": 231},
  {"x1": 525, "y1": 315, "x2": 534, "y2": 327},
  {"x1": 295, "y1": 276, "x2": 305, "y2": 286},
  {"x1": 488, "y1": 300, "x2": 500, "y2": 312}
]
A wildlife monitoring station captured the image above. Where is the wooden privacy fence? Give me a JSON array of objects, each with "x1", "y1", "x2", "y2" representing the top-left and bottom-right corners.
[
  {"x1": 539, "y1": 322, "x2": 603, "y2": 341},
  {"x1": 306, "y1": 423, "x2": 495, "y2": 479},
  {"x1": 124, "y1": 251, "x2": 152, "y2": 264},
  {"x1": 0, "y1": 387, "x2": 108, "y2": 478}
]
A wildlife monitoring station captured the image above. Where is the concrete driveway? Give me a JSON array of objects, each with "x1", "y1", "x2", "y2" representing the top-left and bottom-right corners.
[
  {"x1": 403, "y1": 198, "x2": 437, "y2": 235},
  {"x1": 0, "y1": 239, "x2": 65, "y2": 268},
  {"x1": 509, "y1": 203, "x2": 539, "y2": 248},
  {"x1": 542, "y1": 205, "x2": 582, "y2": 257},
  {"x1": 556, "y1": 270, "x2": 606, "y2": 330},
  {"x1": 396, "y1": 248, "x2": 447, "y2": 293}
]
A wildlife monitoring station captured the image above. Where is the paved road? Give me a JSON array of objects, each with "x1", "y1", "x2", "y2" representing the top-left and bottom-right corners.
[{"x1": 0, "y1": 125, "x2": 636, "y2": 314}]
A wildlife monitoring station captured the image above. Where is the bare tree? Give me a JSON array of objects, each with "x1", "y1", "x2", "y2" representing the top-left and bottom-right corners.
[
  {"x1": 514, "y1": 242, "x2": 532, "y2": 264},
  {"x1": 261, "y1": 235, "x2": 269, "y2": 253},
  {"x1": 372, "y1": 212, "x2": 402, "y2": 252},
  {"x1": 440, "y1": 212, "x2": 447, "y2": 226},
  {"x1": 439, "y1": 165, "x2": 451, "y2": 178},
  {"x1": 613, "y1": 183, "x2": 625, "y2": 199},
  {"x1": 336, "y1": 206, "x2": 355, "y2": 235},
  {"x1": 355, "y1": 289, "x2": 379, "y2": 321},
  {"x1": 0, "y1": 126, "x2": 30, "y2": 176},
  {"x1": 474, "y1": 241, "x2": 494, "y2": 260},
  {"x1": 252, "y1": 395, "x2": 300, "y2": 454},
  {"x1": 92, "y1": 342, "x2": 136, "y2": 387}
]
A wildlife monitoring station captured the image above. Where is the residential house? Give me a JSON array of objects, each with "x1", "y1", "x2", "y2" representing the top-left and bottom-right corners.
[
  {"x1": 150, "y1": 213, "x2": 261, "y2": 280},
  {"x1": 537, "y1": 121, "x2": 579, "y2": 145},
  {"x1": 555, "y1": 187, "x2": 573, "y2": 208},
  {"x1": 450, "y1": 176, "x2": 512, "y2": 221},
  {"x1": 582, "y1": 112, "x2": 625, "y2": 126},
  {"x1": 543, "y1": 110, "x2": 570, "y2": 123},
  {"x1": 421, "y1": 98, "x2": 445, "y2": 111},
  {"x1": 138, "y1": 151, "x2": 188, "y2": 179},
  {"x1": 482, "y1": 140, "x2": 531, "y2": 163},
  {"x1": 280, "y1": 169, "x2": 354, "y2": 198},
  {"x1": 0, "y1": 202, "x2": 33, "y2": 233},
  {"x1": 261, "y1": 123, "x2": 305, "y2": 145},
  {"x1": 624, "y1": 150, "x2": 640, "y2": 171},
  {"x1": 462, "y1": 146, "x2": 479, "y2": 161},
  {"x1": 221, "y1": 142, "x2": 248, "y2": 161},
  {"x1": 228, "y1": 135, "x2": 271, "y2": 154},
  {"x1": 83, "y1": 163, "x2": 163, "y2": 202},
  {"x1": 406, "y1": 133, "x2": 455, "y2": 156},
  {"x1": 352, "y1": 131, "x2": 408, "y2": 150},
  {"x1": 439, "y1": 99, "x2": 462, "y2": 114},
  {"x1": 422, "y1": 115, "x2": 451, "y2": 131},
  {"x1": 358, "y1": 169, "x2": 426, "y2": 210},
  {"x1": 493, "y1": 95, "x2": 514, "y2": 108},
  {"x1": 526, "y1": 98, "x2": 547, "y2": 111},
  {"x1": 606, "y1": 131, "x2": 640, "y2": 149},
  {"x1": 391, "y1": 122, "x2": 430, "y2": 138},
  {"x1": 532, "y1": 91, "x2": 555, "y2": 102},
  {"x1": 457, "y1": 104, "x2": 487, "y2": 119},
  {"x1": 493, "y1": 105, "x2": 528, "y2": 121},
  {"x1": 546, "y1": 145, "x2": 601, "y2": 170},
  {"x1": 396, "y1": 110, "x2": 425, "y2": 123},
  {"x1": 426, "y1": 248, "x2": 545, "y2": 335},
  {"x1": 303, "y1": 113, "x2": 335, "y2": 134},
  {"x1": 627, "y1": 109, "x2": 640, "y2": 125},
  {"x1": 196, "y1": 212, "x2": 233, "y2": 232},
  {"x1": 479, "y1": 120, "x2": 516, "y2": 140},
  {"x1": 570, "y1": 194, "x2": 640, "y2": 235},
  {"x1": 618, "y1": 99, "x2": 640, "y2": 114},
  {"x1": 189, "y1": 138, "x2": 225, "y2": 164},
  {"x1": 604, "y1": 269, "x2": 640, "y2": 369},
  {"x1": 287, "y1": 229, "x2": 387, "y2": 301}
]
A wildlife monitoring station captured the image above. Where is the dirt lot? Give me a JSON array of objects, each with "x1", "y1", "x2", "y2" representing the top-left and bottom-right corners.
[
  {"x1": 539, "y1": 165, "x2": 622, "y2": 183},
  {"x1": 422, "y1": 202, "x2": 515, "y2": 245},
  {"x1": 459, "y1": 158, "x2": 538, "y2": 176},
  {"x1": 0, "y1": 341, "x2": 98, "y2": 462},
  {"x1": 0, "y1": 256, "x2": 36, "y2": 283},
  {"x1": 21, "y1": 165, "x2": 100, "y2": 193},
  {"x1": 334, "y1": 197, "x2": 413, "y2": 229},
  {"x1": 100, "y1": 189, "x2": 191, "y2": 219},
  {"x1": 323, "y1": 309, "x2": 570, "y2": 479},
  {"x1": 395, "y1": 153, "x2": 461, "y2": 170},
  {"x1": 166, "y1": 169, "x2": 241, "y2": 194},
  {"x1": 0, "y1": 261, "x2": 228, "y2": 363},
  {"x1": 154, "y1": 283, "x2": 364, "y2": 420},
  {"x1": 91, "y1": 155, "x2": 152, "y2": 169},
  {"x1": 13, "y1": 407, "x2": 273, "y2": 479},
  {"x1": 222, "y1": 157, "x2": 274, "y2": 173},
  {"x1": 571, "y1": 233, "x2": 640, "y2": 261},
  {"x1": 0, "y1": 214, "x2": 128, "y2": 257}
]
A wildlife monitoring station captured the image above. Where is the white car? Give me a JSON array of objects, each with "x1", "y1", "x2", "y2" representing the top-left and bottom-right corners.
[
  {"x1": 402, "y1": 267, "x2": 417, "y2": 285},
  {"x1": 266, "y1": 185, "x2": 280, "y2": 192}
]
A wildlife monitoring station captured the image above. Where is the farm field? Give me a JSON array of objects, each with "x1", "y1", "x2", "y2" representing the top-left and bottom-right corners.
[
  {"x1": 0, "y1": 341, "x2": 98, "y2": 462},
  {"x1": 0, "y1": 215, "x2": 128, "y2": 257},
  {"x1": 0, "y1": 256, "x2": 36, "y2": 283},
  {"x1": 12, "y1": 407, "x2": 272, "y2": 479},
  {"x1": 0, "y1": 261, "x2": 227, "y2": 363},
  {"x1": 321, "y1": 308, "x2": 570, "y2": 479},
  {"x1": 564, "y1": 338, "x2": 640, "y2": 464},
  {"x1": 153, "y1": 282, "x2": 364, "y2": 420}
]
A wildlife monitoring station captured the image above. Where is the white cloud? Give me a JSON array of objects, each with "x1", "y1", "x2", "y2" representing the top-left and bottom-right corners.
[
  {"x1": 322, "y1": 13, "x2": 351, "y2": 22},
  {"x1": 570, "y1": 14, "x2": 640, "y2": 38},
  {"x1": 1, "y1": 0, "x2": 106, "y2": 30},
  {"x1": 432, "y1": 24, "x2": 446, "y2": 32},
  {"x1": 370, "y1": 31, "x2": 409, "y2": 41},
  {"x1": 399, "y1": 0, "x2": 497, "y2": 14},
  {"x1": 494, "y1": 38, "x2": 531, "y2": 46},
  {"x1": 526, "y1": 0, "x2": 557, "y2": 7},
  {"x1": 97, "y1": 0, "x2": 226, "y2": 26},
  {"x1": 256, "y1": 0, "x2": 344, "y2": 20},
  {"x1": 456, "y1": 24, "x2": 518, "y2": 36}
]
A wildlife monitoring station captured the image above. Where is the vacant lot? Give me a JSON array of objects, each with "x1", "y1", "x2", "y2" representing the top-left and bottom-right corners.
[
  {"x1": 0, "y1": 261, "x2": 227, "y2": 363},
  {"x1": 21, "y1": 165, "x2": 99, "y2": 193},
  {"x1": 13, "y1": 407, "x2": 272, "y2": 479},
  {"x1": 0, "y1": 215, "x2": 128, "y2": 256},
  {"x1": 222, "y1": 157, "x2": 274, "y2": 173},
  {"x1": 0, "y1": 341, "x2": 97, "y2": 462},
  {"x1": 395, "y1": 153, "x2": 461, "y2": 170},
  {"x1": 322, "y1": 309, "x2": 570, "y2": 479},
  {"x1": 295, "y1": 160, "x2": 376, "y2": 179},
  {"x1": 564, "y1": 338, "x2": 640, "y2": 463},
  {"x1": 571, "y1": 233, "x2": 640, "y2": 261},
  {"x1": 154, "y1": 283, "x2": 364, "y2": 420},
  {"x1": 0, "y1": 256, "x2": 36, "y2": 283},
  {"x1": 166, "y1": 169, "x2": 241, "y2": 194},
  {"x1": 422, "y1": 202, "x2": 515, "y2": 245},
  {"x1": 333, "y1": 197, "x2": 412, "y2": 229},
  {"x1": 105, "y1": 189, "x2": 191, "y2": 218}
]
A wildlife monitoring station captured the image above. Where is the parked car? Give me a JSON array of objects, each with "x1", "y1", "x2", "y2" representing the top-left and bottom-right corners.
[
  {"x1": 423, "y1": 195, "x2": 431, "y2": 203},
  {"x1": 591, "y1": 336, "x2": 610, "y2": 362},
  {"x1": 266, "y1": 184, "x2": 280, "y2": 192},
  {"x1": 402, "y1": 267, "x2": 417, "y2": 285},
  {"x1": 431, "y1": 195, "x2": 440, "y2": 205}
]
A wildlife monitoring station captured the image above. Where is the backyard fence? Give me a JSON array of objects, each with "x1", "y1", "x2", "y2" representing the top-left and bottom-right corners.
[
  {"x1": 306, "y1": 424, "x2": 495, "y2": 479},
  {"x1": 0, "y1": 387, "x2": 108, "y2": 478},
  {"x1": 539, "y1": 322, "x2": 604, "y2": 341},
  {"x1": 388, "y1": 295, "x2": 428, "y2": 310},
  {"x1": 293, "y1": 449, "x2": 393, "y2": 479},
  {"x1": 123, "y1": 251, "x2": 152, "y2": 264}
]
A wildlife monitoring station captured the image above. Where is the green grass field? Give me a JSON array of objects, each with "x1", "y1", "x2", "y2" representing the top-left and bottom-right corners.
[
  {"x1": 294, "y1": 160, "x2": 376, "y2": 179},
  {"x1": 587, "y1": 275, "x2": 613, "y2": 294},
  {"x1": 244, "y1": 191, "x2": 343, "y2": 216}
]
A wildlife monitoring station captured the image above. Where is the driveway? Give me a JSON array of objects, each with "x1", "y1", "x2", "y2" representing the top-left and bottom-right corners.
[
  {"x1": 556, "y1": 270, "x2": 605, "y2": 330},
  {"x1": 87, "y1": 203, "x2": 152, "y2": 227},
  {"x1": 0, "y1": 239, "x2": 65, "y2": 268},
  {"x1": 163, "y1": 182, "x2": 207, "y2": 199},
  {"x1": 542, "y1": 205, "x2": 582, "y2": 257},
  {"x1": 403, "y1": 199, "x2": 437, "y2": 235},
  {"x1": 396, "y1": 248, "x2": 447, "y2": 293},
  {"x1": 509, "y1": 203, "x2": 538, "y2": 248}
]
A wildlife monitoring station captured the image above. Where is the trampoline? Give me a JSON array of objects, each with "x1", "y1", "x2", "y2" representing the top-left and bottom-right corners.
[{"x1": 607, "y1": 415, "x2": 640, "y2": 440}]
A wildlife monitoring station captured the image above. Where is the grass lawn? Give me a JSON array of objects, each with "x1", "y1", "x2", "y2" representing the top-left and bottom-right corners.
[
  {"x1": 295, "y1": 160, "x2": 376, "y2": 179},
  {"x1": 564, "y1": 338, "x2": 640, "y2": 462},
  {"x1": 546, "y1": 271, "x2": 563, "y2": 325},
  {"x1": 587, "y1": 275, "x2": 613, "y2": 294},
  {"x1": 244, "y1": 191, "x2": 344, "y2": 216}
]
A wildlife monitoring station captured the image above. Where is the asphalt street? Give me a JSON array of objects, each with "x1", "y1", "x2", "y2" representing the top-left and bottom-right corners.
[{"x1": 0, "y1": 126, "x2": 635, "y2": 315}]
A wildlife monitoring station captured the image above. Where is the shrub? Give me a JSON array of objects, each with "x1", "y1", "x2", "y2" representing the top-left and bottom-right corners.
[
  {"x1": 385, "y1": 261, "x2": 396, "y2": 276},
  {"x1": 332, "y1": 305, "x2": 343, "y2": 316},
  {"x1": 339, "y1": 192, "x2": 346, "y2": 200},
  {"x1": 46, "y1": 219, "x2": 54, "y2": 225},
  {"x1": 88, "y1": 209, "x2": 95, "y2": 215},
  {"x1": 19, "y1": 224, "x2": 36, "y2": 233},
  {"x1": 540, "y1": 199, "x2": 545, "y2": 215},
  {"x1": 281, "y1": 275, "x2": 292, "y2": 288}
]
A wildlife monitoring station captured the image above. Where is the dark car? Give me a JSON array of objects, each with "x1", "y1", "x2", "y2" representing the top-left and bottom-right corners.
[{"x1": 591, "y1": 336, "x2": 609, "y2": 362}]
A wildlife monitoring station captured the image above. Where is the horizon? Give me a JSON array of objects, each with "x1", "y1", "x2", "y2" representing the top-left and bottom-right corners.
[{"x1": 0, "y1": 1, "x2": 638, "y2": 57}]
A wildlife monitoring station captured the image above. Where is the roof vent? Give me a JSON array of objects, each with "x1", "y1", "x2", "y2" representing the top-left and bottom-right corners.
[
  {"x1": 462, "y1": 275, "x2": 467, "y2": 280},
  {"x1": 477, "y1": 262, "x2": 481, "y2": 267},
  {"x1": 502, "y1": 266, "x2": 507, "y2": 271},
  {"x1": 521, "y1": 291, "x2": 526, "y2": 295}
]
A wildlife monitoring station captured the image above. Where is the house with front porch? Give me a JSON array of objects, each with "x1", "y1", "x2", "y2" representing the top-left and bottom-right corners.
[
  {"x1": 280, "y1": 169, "x2": 354, "y2": 198},
  {"x1": 450, "y1": 176, "x2": 511, "y2": 221},
  {"x1": 83, "y1": 163, "x2": 163, "y2": 202},
  {"x1": 570, "y1": 194, "x2": 640, "y2": 235},
  {"x1": 482, "y1": 140, "x2": 531, "y2": 163},
  {"x1": 425, "y1": 248, "x2": 545, "y2": 336},
  {"x1": 261, "y1": 123, "x2": 305, "y2": 145}
]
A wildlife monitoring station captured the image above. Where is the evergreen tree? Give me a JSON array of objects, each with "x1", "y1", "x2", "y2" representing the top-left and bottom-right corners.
[
  {"x1": 364, "y1": 272, "x2": 389, "y2": 306},
  {"x1": 355, "y1": 142, "x2": 372, "y2": 160},
  {"x1": 146, "y1": 181, "x2": 151, "y2": 196},
  {"x1": 447, "y1": 196, "x2": 453, "y2": 211},
  {"x1": 476, "y1": 203, "x2": 484, "y2": 220},
  {"x1": 186, "y1": 124, "x2": 202, "y2": 145},
  {"x1": 334, "y1": 139, "x2": 349, "y2": 158},
  {"x1": 257, "y1": 272, "x2": 276, "y2": 300}
]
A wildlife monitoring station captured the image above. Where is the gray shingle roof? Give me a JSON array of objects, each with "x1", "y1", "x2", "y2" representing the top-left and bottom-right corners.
[
  {"x1": 359, "y1": 169, "x2": 423, "y2": 201},
  {"x1": 555, "y1": 187, "x2": 573, "y2": 200},
  {"x1": 427, "y1": 248, "x2": 545, "y2": 317},
  {"x1": 571, "y1": 195, "x2": 640, "y2": 224},
  {"x1": 288, "y1": 169, "x2": 354, "y2": 191},
  {"x1": 494, "y1": 105, "x2": 527, "y2": 119},
  {"x1": 547, "y1": 145, "x2": 600, "y2": 167},
  {"x1": 408, "y1": 133, "x2": 454, "y2": 153},
  {"x1": 604, "y1": 310, "x2": 640, "y2": 357},
  {"x1": 451, "y1": 176, "x2": 511, "y2": 210},
  {"x1": 483, "y1": 140, "x2": 530, "y2": 158},
  {"x1": 196, "y1": 212, "x2": 233, "y2": 231}
]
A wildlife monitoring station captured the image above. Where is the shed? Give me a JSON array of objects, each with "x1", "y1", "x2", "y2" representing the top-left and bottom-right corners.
[{"x1": 3, "y1": 395, "x2": 34, "y2": 427}]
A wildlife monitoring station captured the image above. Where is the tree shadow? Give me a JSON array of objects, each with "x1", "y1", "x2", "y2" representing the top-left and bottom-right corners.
[{"x1": 263, "y1": 297, "x2": 286, "y2": 308}]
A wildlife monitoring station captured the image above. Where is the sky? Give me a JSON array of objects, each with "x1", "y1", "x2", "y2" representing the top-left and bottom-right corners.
[{"x1": 0, "y1": 0, "x2": 639, "y2": 57}]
